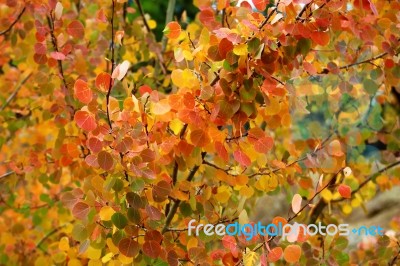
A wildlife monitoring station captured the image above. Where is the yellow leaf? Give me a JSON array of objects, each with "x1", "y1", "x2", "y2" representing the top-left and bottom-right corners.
[
  {"x1": 239, "y1": 186, "x2": 254, "y2": 198},
  {"x1": 215, "y1": 185, "x2": 231, "y2": 203},
  {"x1": 342, "y1": 204, "x2": 352, "y2": 215},
  {"x1": 87, "y1": 246, "x2": 102, "y2": 260},
  {"x1": 68, "y1": 259, "x2": 82, "y2": 266},
  {"x1": 243, "y1": 249, "x2": 259, "y2": 266},
  {"x1": 99, "y1": 206, "x2": 115, "y2": 221},
  {"x1": 238, "y1": 209, "x2": 249, "y2": 225},
  {"x1": 118, "y1": 254, "x2": 133, "y2": 264},
  {"x1": 148, "y1": 20, "x2": 157, "y2": 29},
  {"x1": 59, "y1": 236, "x2": 70, "y2": 251},
  {"x1": 169, "y1": 119, "x2": 184, "y2": 135},
  {"x1": 101, "y1": 252, "x2": 114, "y2": 264},
  {"x1": 233, "y1": 43, "x2": 248, "y2": 56},
  {"x1": 321, "y1": 189, "x2": 333, "y2": 202},
  {"x1": 187, "y1": 237, "x2": 198, "y2": 250}
]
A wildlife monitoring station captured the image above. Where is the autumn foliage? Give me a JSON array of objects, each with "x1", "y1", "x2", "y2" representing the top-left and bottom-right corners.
[{"x1": 1, "y1": 0, "x2": 400, "y2": 265}]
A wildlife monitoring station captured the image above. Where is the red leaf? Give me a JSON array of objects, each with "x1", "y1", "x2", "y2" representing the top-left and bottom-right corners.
[
  {"x1": 74, "y1": 110, "x2": 97, "y2": 131},
  {"x1": 139, "y1": 85, "x2": 152, "y2": 95},
  {"x1": 143, "y1": 240, "x2": 161, "y2": 259},
  {"x1": 97, "y1": 151, "x2": 114, "y2": 171},
  {"x1": 67, "y1": 20, "x2": 85, "y2": 39},
  {"x1": 233, "y1": 150, "x2": 251, "y2": 167},
  {"x1": 95, "y1": 72, "x2": 111, "y2": 92},
  {"x1": 253, "y1": 0, "x2": 267, "y2": 11},
  {"x1": 338, "y1": 184, "x2": 352, "y2": 199},
  {"x1": 118, "y1": 238, "x2": 139, "y2": 257},
  {"x1": 74, "y1": 79, "x2": 93, "y2": 104},
  {"x1": 311, "y1": 31, "x2": 330, "y2": 46},
  {"x1": 219, "y1": 38, "x2": 233, "y2": 59},
  {"x1": 199, "y1": 9, "x2": 215, "y2": 26},
  {"x1": 145, "y1": 205, "x2": 162, "y2": 220},
  {"x1": 222, "y1": 235, "x2": 239, "y2": 258},
  {"x1": 87, "y1": 137, "x2": 102, "y2": 153},
  {"x1": 72, "y1": 201, "x2": 90, "y2": 220}
]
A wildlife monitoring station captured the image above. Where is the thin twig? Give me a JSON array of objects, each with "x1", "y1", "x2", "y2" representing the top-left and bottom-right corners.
[
  {"x1": 332, "y1": 160, "x2": 400, "y2": 203},
  {"x1": 134, "y1": 0, "x2": 151, "y2": 33},
  {"x1": 106, "y1": 0, "x2": 116, "y2": 130},
  {"x1": 162, "y1": 152, "x2": 206, "y2": 234},
  {"x1": 36, "y1": 220, "x2": 74, "y2": 254},
  {"x1": 0, "y1": 7, "x2": 26, "y2": 36},
  {"x1": 0, "y1": 72, "x2": 32, "y2": 111},
  {"x1": 47, "y1": 14, "x2": 71, "y2": 104}
]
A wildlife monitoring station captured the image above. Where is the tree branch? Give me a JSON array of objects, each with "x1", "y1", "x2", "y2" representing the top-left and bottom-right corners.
[
  {"x1": 47, "y1": 14, "x2": 71, "y2": 105},
  {"x1": 0, "y1": 71, "x2": 32, "y2": 111},
  {"x1": 106, "y1": 0, "x2": 116, "y2": 130},
  {"x1": 162, "y1": 152, "x2": 206, "y2": 234},
  {"x1": 36, "y1": 220, "x2": 74, "y2": 254},
  {"x1": 0, "y1": 7, "x2": 26, "y2": 36},
  {"x1": 332, "y1": 160, "x2": 400, "y2": 203},
  {"x1": 134, "y1": 0, "x2": 151, "y2": 33}
]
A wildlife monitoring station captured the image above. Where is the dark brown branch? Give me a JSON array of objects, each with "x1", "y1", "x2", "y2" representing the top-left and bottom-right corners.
[
  {"x1": 339, "y1": 52, "x2": 388, "y2": 70},
  {"x1": 0, "y1": 7, "x2": 26, "y2": 36},
  {"x1": 0, "y1": 72, "x2": 32, "y2": 111},
  {"x1": 47, "y1": 15, "x2": 70, "y2": 103},
  {"x1": 162, "y1": 152, "x2": 206, "y2": 234},
  {"x1": 36, "y1": 220, "x2": 74, "y2": 254},
  {"x1": 296, "y1": 1, "x2": 312, "y2": 21},
  {"x1": 389, "y1": 242, "x2": 400, "y2": 266},
  {"x1": 106, "y1": 0, "x2": 116, "y2": 130},
  {"x1": 134, "y1": 0, "x2": 151, "y2": 33},
  {"x1": 332, "y1": 160, "x2": 400, "y2": 203}
]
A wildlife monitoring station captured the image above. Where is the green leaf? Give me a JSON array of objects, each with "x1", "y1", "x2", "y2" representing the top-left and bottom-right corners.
[
  {"x1": 111, "y1": 212, "x2": 128, "y2": 229},
  {"x1": 363, "y1": 79, "x2": 378, "y2": 94}
]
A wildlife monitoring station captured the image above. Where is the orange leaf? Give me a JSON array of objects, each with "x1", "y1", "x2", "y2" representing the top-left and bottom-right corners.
[
  {"x1": 311, "y1": 31, "x2": 330, "y2": 46},
  {"x1": 95, "y1": 72, "x2": 111, "y2": 92},
  {"x1": 283, "y1": 245, "x2": 301, "y2": 263},
  {"x1": 163, "y1": 21, "x2": 181, "y2": 39},
  {"x1": 74, "y1": 79, "x2": 93, "y2": 104},
  {"x1": 254, "y1": 137, "x2": 274, "y2": 153},
  {"x1": 190, "y1": 129, "x2": 210, "y2": 147},
  {"x1": 267, "y1": 247, "x2": 283, "y2": 262}
]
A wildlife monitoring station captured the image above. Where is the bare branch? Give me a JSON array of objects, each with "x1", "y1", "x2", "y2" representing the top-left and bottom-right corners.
[
  {"x1": 0, "y1": 71, "x2": 32, "y2": 111},
  {"x1": 0, "y1": 7, "x2": 26, "y2": 36}
]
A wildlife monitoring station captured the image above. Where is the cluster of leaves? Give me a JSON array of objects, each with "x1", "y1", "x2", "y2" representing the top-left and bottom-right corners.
[{"x1": 0, "y1": 0, "x2": 400, "y2": 265}]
